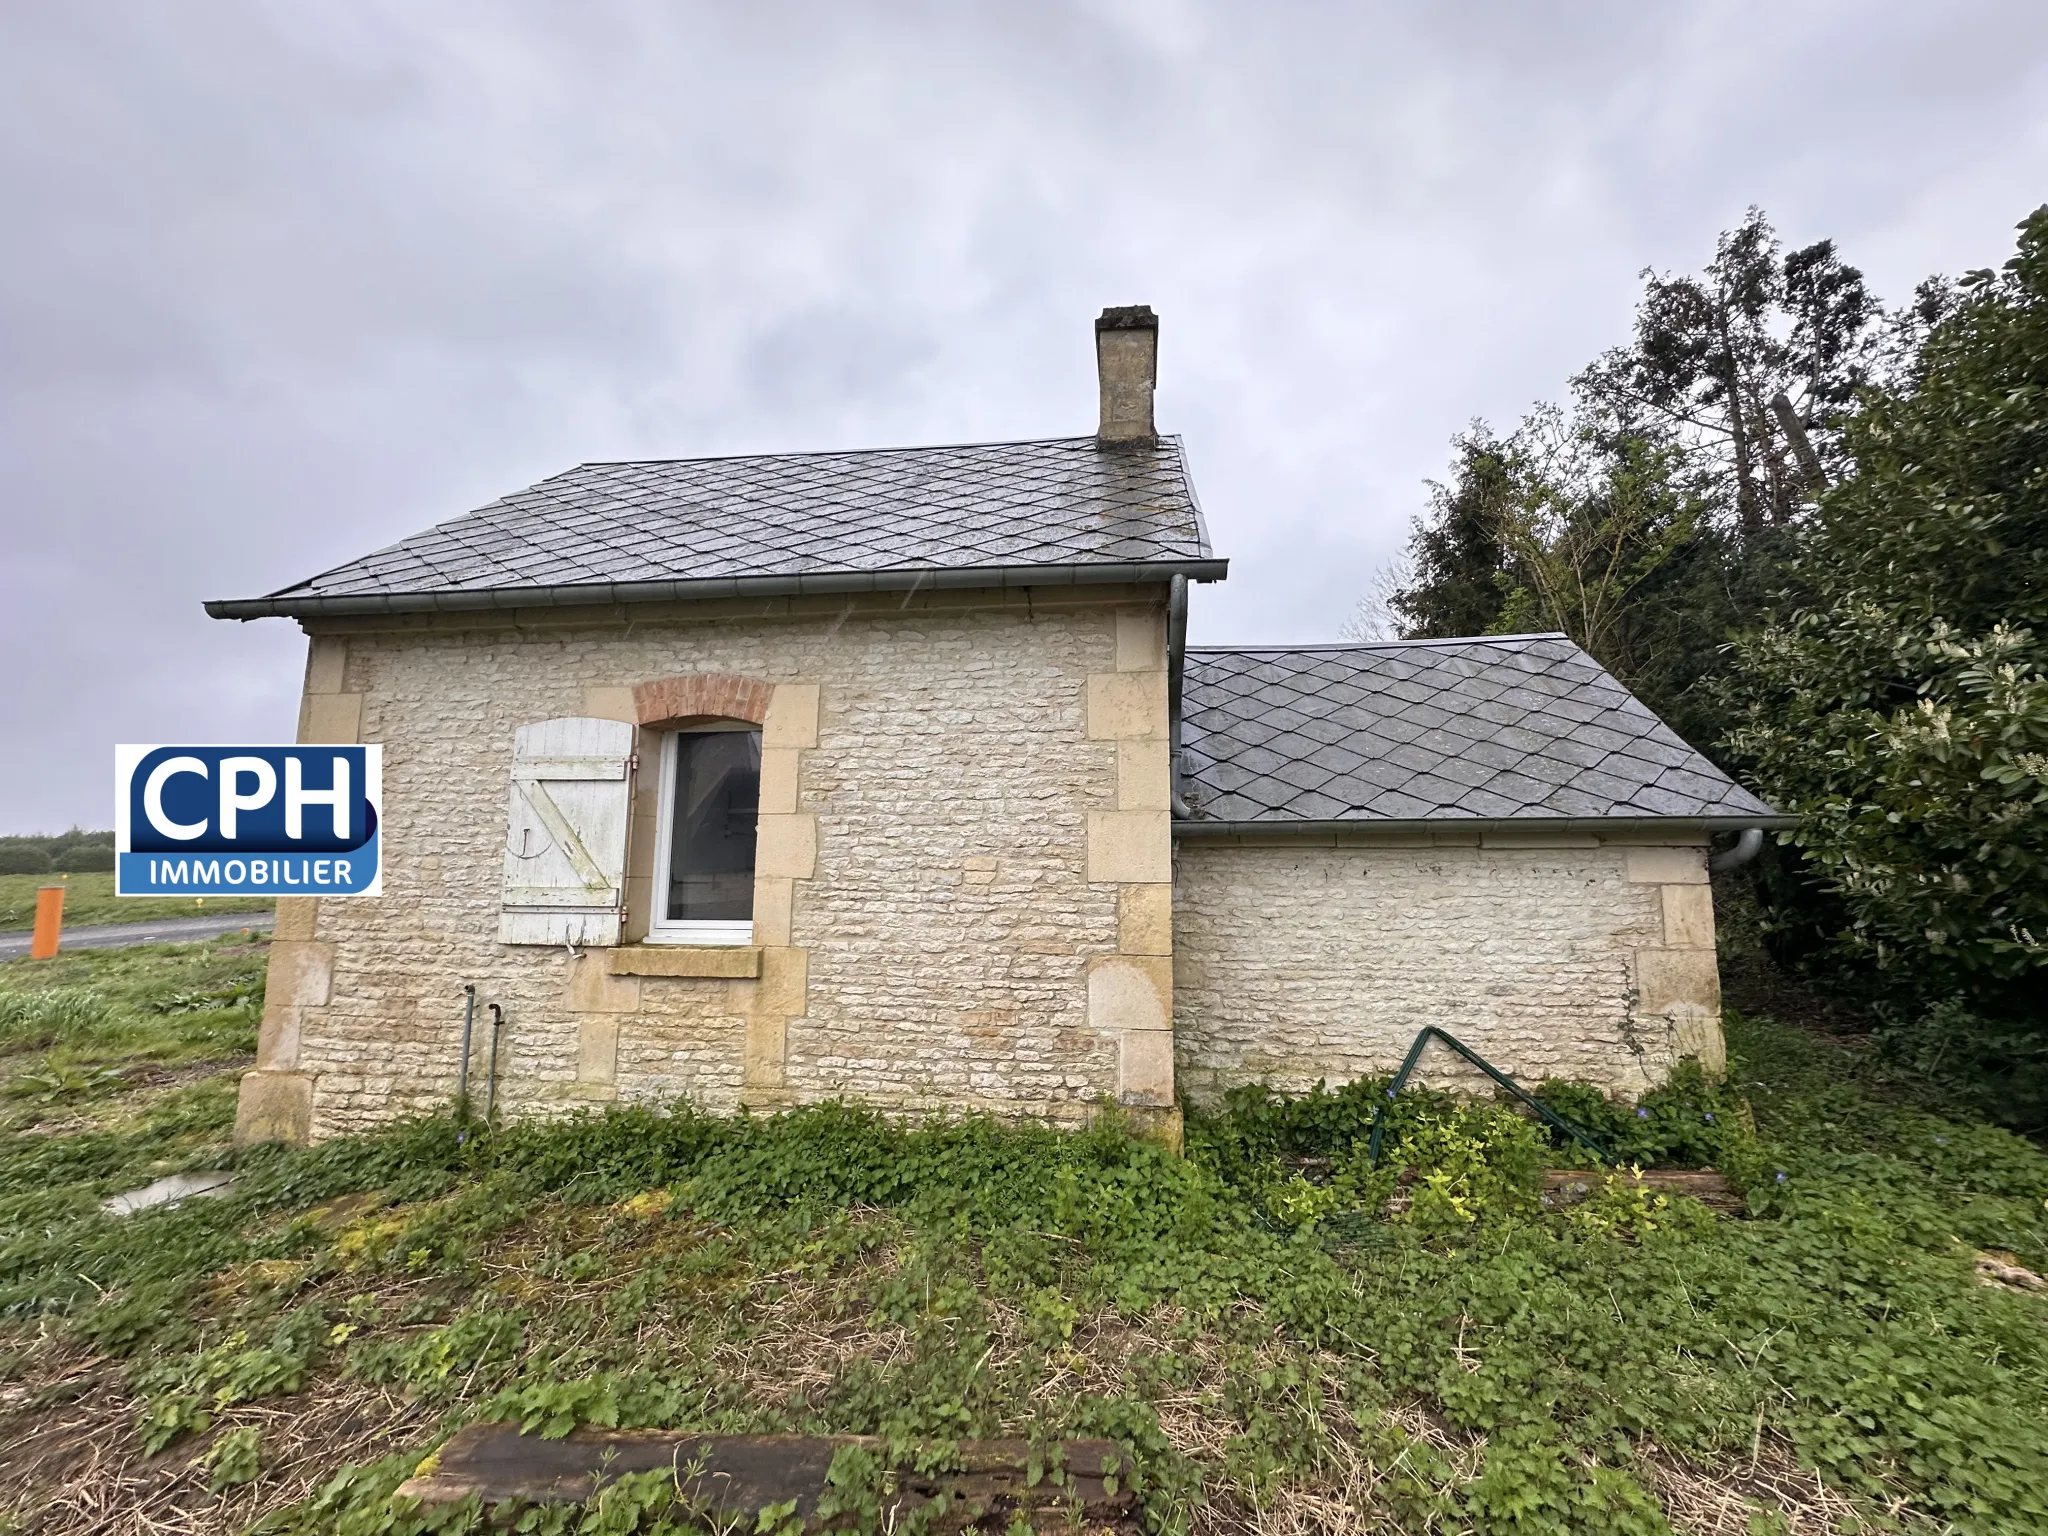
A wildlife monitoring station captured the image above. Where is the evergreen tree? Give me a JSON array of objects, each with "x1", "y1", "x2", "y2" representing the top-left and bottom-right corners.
[
  {"x1": 1721, "y1": 208, "x2": 2048, "y2": 1049},
  {"x1": 1381, "y1": 210, "x2": 1876, "y2": 756},
  {"x1": 1375, "y1": 202, "x2": 2047, "y2": 1118},
  {"x1": 1575, "y1": 209, "x2": 1880, "y2": 533},
  {"x1": 1387, "y1": 429, "x2": 1516, "y2": 640}
]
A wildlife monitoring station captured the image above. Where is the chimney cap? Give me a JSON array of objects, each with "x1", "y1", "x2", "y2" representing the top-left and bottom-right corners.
[{"x1": 1096, "y1": 304, "x2": 1158, "y2": 333}]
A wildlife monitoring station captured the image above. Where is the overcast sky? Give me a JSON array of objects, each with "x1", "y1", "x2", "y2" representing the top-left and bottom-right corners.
[{"x1": 3, "y1": 1, "x2": 2045, "y2": 834}]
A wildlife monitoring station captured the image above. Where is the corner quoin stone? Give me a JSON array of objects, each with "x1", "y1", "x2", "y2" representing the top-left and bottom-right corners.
[
  {"x1": 1115, "y1": 609, "x2": 1165, "y2": 672},
  {"x1": 1661, "y1": 883, "x2": 1717, "y2": 950},
  {"x1": 265, "y1": 941, "x2": 335, "y2": 1009},
  {"x1": 1634, "y1": 948, "x2": 1721, "y2": 1017},
  {"x1": 1088, "y1": 954, "x2": 1171, "y2": 1035},
  {"x1": 1116, "y1": 739, "x2": 1171, "y2": 810},
  {"x1": 234, "y1": 1071, "x2": 314, "y2": 1145},
  {"x1": 1118, "y1": 1028, "x2": 1176, "y2": 1106},
  {"x1": 304, "y1": 637, "x2": 348, "y2": 697},
  {"x1": 271, "y1": 896, "x2": 319, "y2": 943},
  {"x1": 1625, "y1": 846, "x2": 1708, "y2": 885},
  {"x1": 1119, "y1": 1103, "x2": 1184, "y2": 1154},
  {"x1": 1086, "y1": 672, "x2": 1167, "y2": 741},
  {"x1": 1117, "y1": 883, "x2": 1173, "y2": 956},
  {"x1": 300, "y1": 693, "x2": 362, "y2": 745},
  {"x1": 1087, "y1": 810, "x2": 1172, "y2": 884}
]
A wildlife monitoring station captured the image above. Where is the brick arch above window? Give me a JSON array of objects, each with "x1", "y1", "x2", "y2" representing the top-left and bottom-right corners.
[{"x1": 634, "y1": 673, "x2": 775, "y2": 729}]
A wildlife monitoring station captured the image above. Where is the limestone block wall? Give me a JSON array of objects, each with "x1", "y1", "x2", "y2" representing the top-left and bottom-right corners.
[
  {"x1": 237, "y1": 587, "x2": 1174, "y2": 1142},
  {"x1": 1171, "y1": 833, "x2": 1723, "y2": 1102}
]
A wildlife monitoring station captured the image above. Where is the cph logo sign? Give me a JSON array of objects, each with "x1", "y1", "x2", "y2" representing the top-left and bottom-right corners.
[{"x1": 115, "y1": 746, "x2": 382, "y2": 897}]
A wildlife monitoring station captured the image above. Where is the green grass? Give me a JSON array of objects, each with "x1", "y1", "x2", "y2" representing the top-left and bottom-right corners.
[
  {"x1": 0, "y1": 946, "x2": 2044, "y2": 1536},
  {"x1": 0, "y1": 871, "x2": 274, "y2": 932},
  {"x1": 0, "y1": 937, "x2": 263, "y2": 1130}
]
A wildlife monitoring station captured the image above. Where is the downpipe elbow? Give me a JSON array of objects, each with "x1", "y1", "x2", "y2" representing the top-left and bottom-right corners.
[{"x1": 1708, "y1": 826, "x2": 1766, "y2": 873}]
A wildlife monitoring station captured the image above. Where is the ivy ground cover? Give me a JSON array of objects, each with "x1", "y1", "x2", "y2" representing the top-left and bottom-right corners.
[{"x1": 1, "y1": 940, "x2": 2044, "y2": 1536}]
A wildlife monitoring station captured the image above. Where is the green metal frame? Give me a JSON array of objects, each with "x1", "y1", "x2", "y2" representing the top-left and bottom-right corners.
[{"x1": 1365, "y1": 1026, "x2": 1610, "y2": 1167}]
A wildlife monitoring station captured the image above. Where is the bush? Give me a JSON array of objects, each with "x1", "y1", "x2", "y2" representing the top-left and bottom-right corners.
[
  {"x1": 44, "y1": 827, "x2": 113, "y2": 856},
  {"x1": 1721, "y1": 206, "x2": 2048, "y2": 1055},
  {"x1": 0, "y1": 845, "x2": 51, "y2": 875},
  {"x1": 52, "y1": 845, "x2": 115, "y2": 873},
  {"x1": 1870, "y1": 995, "x2": 2048, "y2": 1131},
  {"x1": 1535, "y1": 1061, "x2": 1753, "y2": 1170}
]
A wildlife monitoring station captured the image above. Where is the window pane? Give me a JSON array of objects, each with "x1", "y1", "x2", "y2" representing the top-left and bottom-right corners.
[{"x1": 664, "y1": 730, "x2": 760, "y2": 922}]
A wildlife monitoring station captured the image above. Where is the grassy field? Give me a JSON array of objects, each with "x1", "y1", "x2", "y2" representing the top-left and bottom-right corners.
[
  {"x1": 0, "y1": 872, "x2": 273, "y2": 932},
  {"x1": 0, "y1": 943, "x2": 2044, "y2": 1536},
  {"x1": 0, "y1": 937, "x2": 263, "y2": 1127}
]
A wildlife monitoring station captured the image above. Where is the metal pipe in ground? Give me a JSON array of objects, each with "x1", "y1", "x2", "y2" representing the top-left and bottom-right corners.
[
  {"x1": 455, "y1": 985, "x2": 476, "y2": 1130},
  {"x1": 484, "y1": 1003, "x2": 505, "y2": 1125}
]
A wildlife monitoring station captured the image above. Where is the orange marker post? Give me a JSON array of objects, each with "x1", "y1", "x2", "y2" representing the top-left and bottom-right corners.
[{"x1": 30, "y1": 885, "x2": 64, "y2": 960}]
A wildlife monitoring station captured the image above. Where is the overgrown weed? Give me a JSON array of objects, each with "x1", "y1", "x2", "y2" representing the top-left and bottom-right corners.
[{"x1": 1, "y1": 999, "x2": 2044, "y2": 1536}]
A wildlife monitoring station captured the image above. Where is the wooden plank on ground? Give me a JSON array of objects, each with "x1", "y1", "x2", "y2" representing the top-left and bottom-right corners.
[
  {"x1": 397, "y1": 1426, "x2": 1138, "y2": 1531},
  {"x1": 1542, "y1": 1168, "x2": 1744, "y2": 1214}
]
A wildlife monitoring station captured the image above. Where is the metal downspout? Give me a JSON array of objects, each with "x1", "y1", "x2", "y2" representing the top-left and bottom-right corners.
[
  {"x1": 1708, "y1": 826, "x2": 1767, "y2": 873},
  {"x1": 1167, "y1": 574, "x2": 1192, "y2": 820}
]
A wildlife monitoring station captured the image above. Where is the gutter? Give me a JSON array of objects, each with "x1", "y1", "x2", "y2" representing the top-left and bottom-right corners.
[
  {"x1": 205, "y1": 558, "x2": 1229, "y2": 622},
  {"x1": 1172, "y1": 814, "x2": 1797, "y2": 841}
]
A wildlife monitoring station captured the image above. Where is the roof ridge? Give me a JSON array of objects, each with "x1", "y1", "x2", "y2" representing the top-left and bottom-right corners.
[
  {"x1": 1186, "y1": 634, "x2": 1569, "y2": 654},
  {"x1": 568, "y1": 434, "x2": 1185, "y2": 470}
]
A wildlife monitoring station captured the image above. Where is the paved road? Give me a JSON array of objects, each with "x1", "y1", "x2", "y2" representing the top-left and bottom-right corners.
[{"x1": 0, "y1": 911, "x2": 275, "y2": 959}]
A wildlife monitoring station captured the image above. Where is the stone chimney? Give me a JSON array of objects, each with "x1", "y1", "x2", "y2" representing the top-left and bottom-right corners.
[{"x1": 1095, "y1": 305, "x2": 1158, "y2": 444}]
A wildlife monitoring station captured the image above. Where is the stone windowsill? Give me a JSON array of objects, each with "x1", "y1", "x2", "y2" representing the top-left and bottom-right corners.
[{"x1": 607, "y1": 945, "x2": 762, "y2": 979}]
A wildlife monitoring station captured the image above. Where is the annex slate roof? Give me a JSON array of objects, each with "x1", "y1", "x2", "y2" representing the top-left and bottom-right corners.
[
  {"x1": 208, "y1": 436, "x2": 1221, "y2": 618},
  {"x1": 1178, "y1": 635, "x2": 1780, "y2": 826}
]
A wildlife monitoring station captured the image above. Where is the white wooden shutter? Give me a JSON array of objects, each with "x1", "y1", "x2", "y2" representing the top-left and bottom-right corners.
[{"x1": 498, "y1": 717, "x2": 635, "y2": 946}]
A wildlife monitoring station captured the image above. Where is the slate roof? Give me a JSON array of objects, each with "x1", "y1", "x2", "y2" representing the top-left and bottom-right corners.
[
  {"x1": 209, "y1": 436, "x2": 1220, "y2": 617},
  {"x1": 1178, "y1": 636, "x2": 1780, "y2": 825}
]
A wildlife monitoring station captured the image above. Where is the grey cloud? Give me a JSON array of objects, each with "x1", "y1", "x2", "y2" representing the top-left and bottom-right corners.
[{"x1": 3, "y1": 0, "x2": 2046, "y2": 830}]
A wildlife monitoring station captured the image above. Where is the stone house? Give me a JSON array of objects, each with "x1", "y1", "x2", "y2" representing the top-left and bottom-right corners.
[{"x1": 210, "y1": 308, "x2": 1786, "y2": 1146}]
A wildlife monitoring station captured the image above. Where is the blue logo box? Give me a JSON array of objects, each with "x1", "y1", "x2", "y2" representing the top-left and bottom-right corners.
[{"x1": 115, "y1": 745, "x2": 383, "y2": 897}]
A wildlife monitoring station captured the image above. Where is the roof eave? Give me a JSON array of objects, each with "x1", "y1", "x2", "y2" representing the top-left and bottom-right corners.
[
  {"x1": 205, "y1": 558, "x2": 1230, "y2": 622},
  {"x1": 1172, "y1": 813, "x2": 1796, "y2": 839}
]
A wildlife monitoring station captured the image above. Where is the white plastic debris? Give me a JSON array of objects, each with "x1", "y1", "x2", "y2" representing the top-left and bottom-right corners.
[{"x1": 101, "y1": 1171, "x2": 235, "y2": 1216}]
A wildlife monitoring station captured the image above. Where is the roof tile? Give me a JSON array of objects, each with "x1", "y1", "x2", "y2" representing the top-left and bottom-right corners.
[
  {"x1": 243, "y1": 437, "x2": 1212, "y2": 605},
  {"x1": 1180, "y1": 637, "x2": 1779, "y2": 826}
]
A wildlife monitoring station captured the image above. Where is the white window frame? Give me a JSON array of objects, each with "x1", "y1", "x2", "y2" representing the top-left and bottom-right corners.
[{"x1": 645, "y1": 722, "x2": 759, "y2": 947}]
